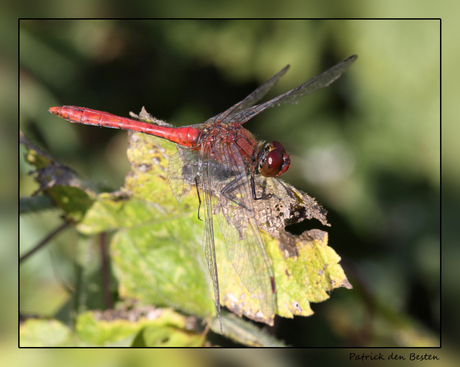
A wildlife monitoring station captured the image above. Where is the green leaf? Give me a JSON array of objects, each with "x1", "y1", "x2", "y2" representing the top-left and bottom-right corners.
[
  {"x1": 20, "y1": 195, "x2": 55, "y2": 214},
  {"x1": 267, "y1": 230, "x2": 351, "y2": 319},
  {"x1": 20, "y1": 319, "x2": 72, "y2": 347},
  {"x1": 20, "y1": 132, "x2": 96, "y2": 222},
  {"x1": 79, "y1": 132, "x2": 216, "y2": 318},
  {"x1": 111, "y1": 217, "x2": 214, "y2": 318},
  {"x1": 210, "y1": 311, "x2": 287, "y2": 347},
  {"x1": 75, "y1": 308, "x2": 205, "y2": 347},
  {"x1": 21, "y1": 120, "x2": 351, "y2": 344}
]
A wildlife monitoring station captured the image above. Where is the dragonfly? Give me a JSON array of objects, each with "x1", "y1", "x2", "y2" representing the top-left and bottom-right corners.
[{"x1": 49, "y1": 54, "x2": 357, "y2": 332}]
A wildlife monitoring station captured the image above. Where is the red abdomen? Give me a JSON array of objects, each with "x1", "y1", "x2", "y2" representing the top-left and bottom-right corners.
[{"x1": 49, "y1": 106, "x2": 202, "y2": 148}]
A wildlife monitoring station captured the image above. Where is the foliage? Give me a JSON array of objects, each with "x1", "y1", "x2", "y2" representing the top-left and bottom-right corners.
[{"x1": 20, "y1": 128, "x2": 350, "y2": 346}]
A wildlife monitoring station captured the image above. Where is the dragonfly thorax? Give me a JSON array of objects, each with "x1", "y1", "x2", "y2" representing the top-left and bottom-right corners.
[{"x1": 258, "y1": 141, "x2": 290, "y2": 177}]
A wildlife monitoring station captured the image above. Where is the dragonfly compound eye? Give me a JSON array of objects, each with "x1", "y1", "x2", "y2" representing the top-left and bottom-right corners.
[
  {"x1": 259, "y1": 141, "x2": 290, "y2": 177},
  {"x1": 271, "y1": 141, "x2": 286, "y2": 154}
]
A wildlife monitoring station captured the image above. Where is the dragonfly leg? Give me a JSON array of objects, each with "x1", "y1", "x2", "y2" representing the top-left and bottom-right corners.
[
  {"x1": 195, "y1": 177, "x2": 203, "y2": 221},
  {"x1": 274, "y1": 177, "x2": 294, "y2": 198},
  {"x1": 250, "y1": 175, "x2": 274, "y2": 201},
  {"x1": 220, "y1": 174, "x2": 282, "y2": 209},
  {"x1": 220, "y1": 174, "x2": 252, "y2": 211}
]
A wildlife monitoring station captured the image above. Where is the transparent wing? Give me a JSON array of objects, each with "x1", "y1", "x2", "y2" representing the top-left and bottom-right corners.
[
  {"x1": 226, "y1": 55, "x2": 357, "y2": 125},
  {"x1": 167, "y1": 148, "x2": 194, "y2": 203},
  {"x1": 214, "y1": 141, "x2": 275, "y2": 321},
  {"x1": 208, "y1": 65, "x2": 290, "y2": 125},
  {"x1": 199, "y1": 144, "x2": 222, "y2": 331},
  {"x1": 169, "y1": 143, "x2": 224, "y2": 329}
]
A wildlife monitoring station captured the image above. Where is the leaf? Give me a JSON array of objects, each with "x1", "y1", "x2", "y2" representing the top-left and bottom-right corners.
[
  {"x1": 19, "y1": 309, "x2": 205, "y2": 347},
  {"x1": 20, "y1": 319, "x2": 72, "y2": 347},
  {"x1": 21, "y1": 122, "x2": 351, "y2": 343},
  {"x1": 267, "y1": 230, "x2": 352, "y2": 319},
  {"x1": 20, "y1": 196, "x2": 55, "y2": 214},
  {"x1": 75, "y1": 308, "x2": 204, "y2": 347},
  {"x1": 210, "y1": 311, "x2": 287, "y2": 347},
  {"x1": 21, "y1": 130, "x2": 214, "y2": 324},
  {"x1": 113, "y1": 130, "x2": 351, "y2": 326},
  {"x1": 20, "y1": 132, "x2": 96, "y2": 222}
]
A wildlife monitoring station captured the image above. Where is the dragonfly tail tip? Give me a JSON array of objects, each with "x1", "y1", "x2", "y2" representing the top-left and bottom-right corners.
[{"x1": 48, "y1": 107, "x2": 60, "y2": 115}]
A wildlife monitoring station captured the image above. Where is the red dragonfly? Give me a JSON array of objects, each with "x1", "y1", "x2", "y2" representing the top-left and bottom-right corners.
[{"x1": 49, "y1": 55, "x2": 357, "y2": 332}]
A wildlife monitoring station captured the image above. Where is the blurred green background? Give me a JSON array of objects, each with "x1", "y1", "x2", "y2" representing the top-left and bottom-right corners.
[{"x1": 19, "y1": 19, "x2": 440, "y2": 347}]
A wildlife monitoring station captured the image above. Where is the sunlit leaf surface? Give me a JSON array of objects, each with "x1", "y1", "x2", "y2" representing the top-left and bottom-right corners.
[
  {"x1": 20, "y1": 308, "x2": 205, "y2": 347},
  {"x1": 20, "y1": 319, "x2": 72, "y2": 347},
  {"x1": 21, "y1": 126, "x2": 351, "y2": 344}
]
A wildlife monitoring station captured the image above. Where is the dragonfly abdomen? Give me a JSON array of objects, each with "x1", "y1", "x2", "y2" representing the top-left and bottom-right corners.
[{"x1": 48, "y1": 106, "x2": 202, "y2": 147}]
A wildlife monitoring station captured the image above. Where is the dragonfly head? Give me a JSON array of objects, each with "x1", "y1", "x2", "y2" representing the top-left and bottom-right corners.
[{"x1": 258, "y1": 141, "x2": 290, "y2": 177}]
